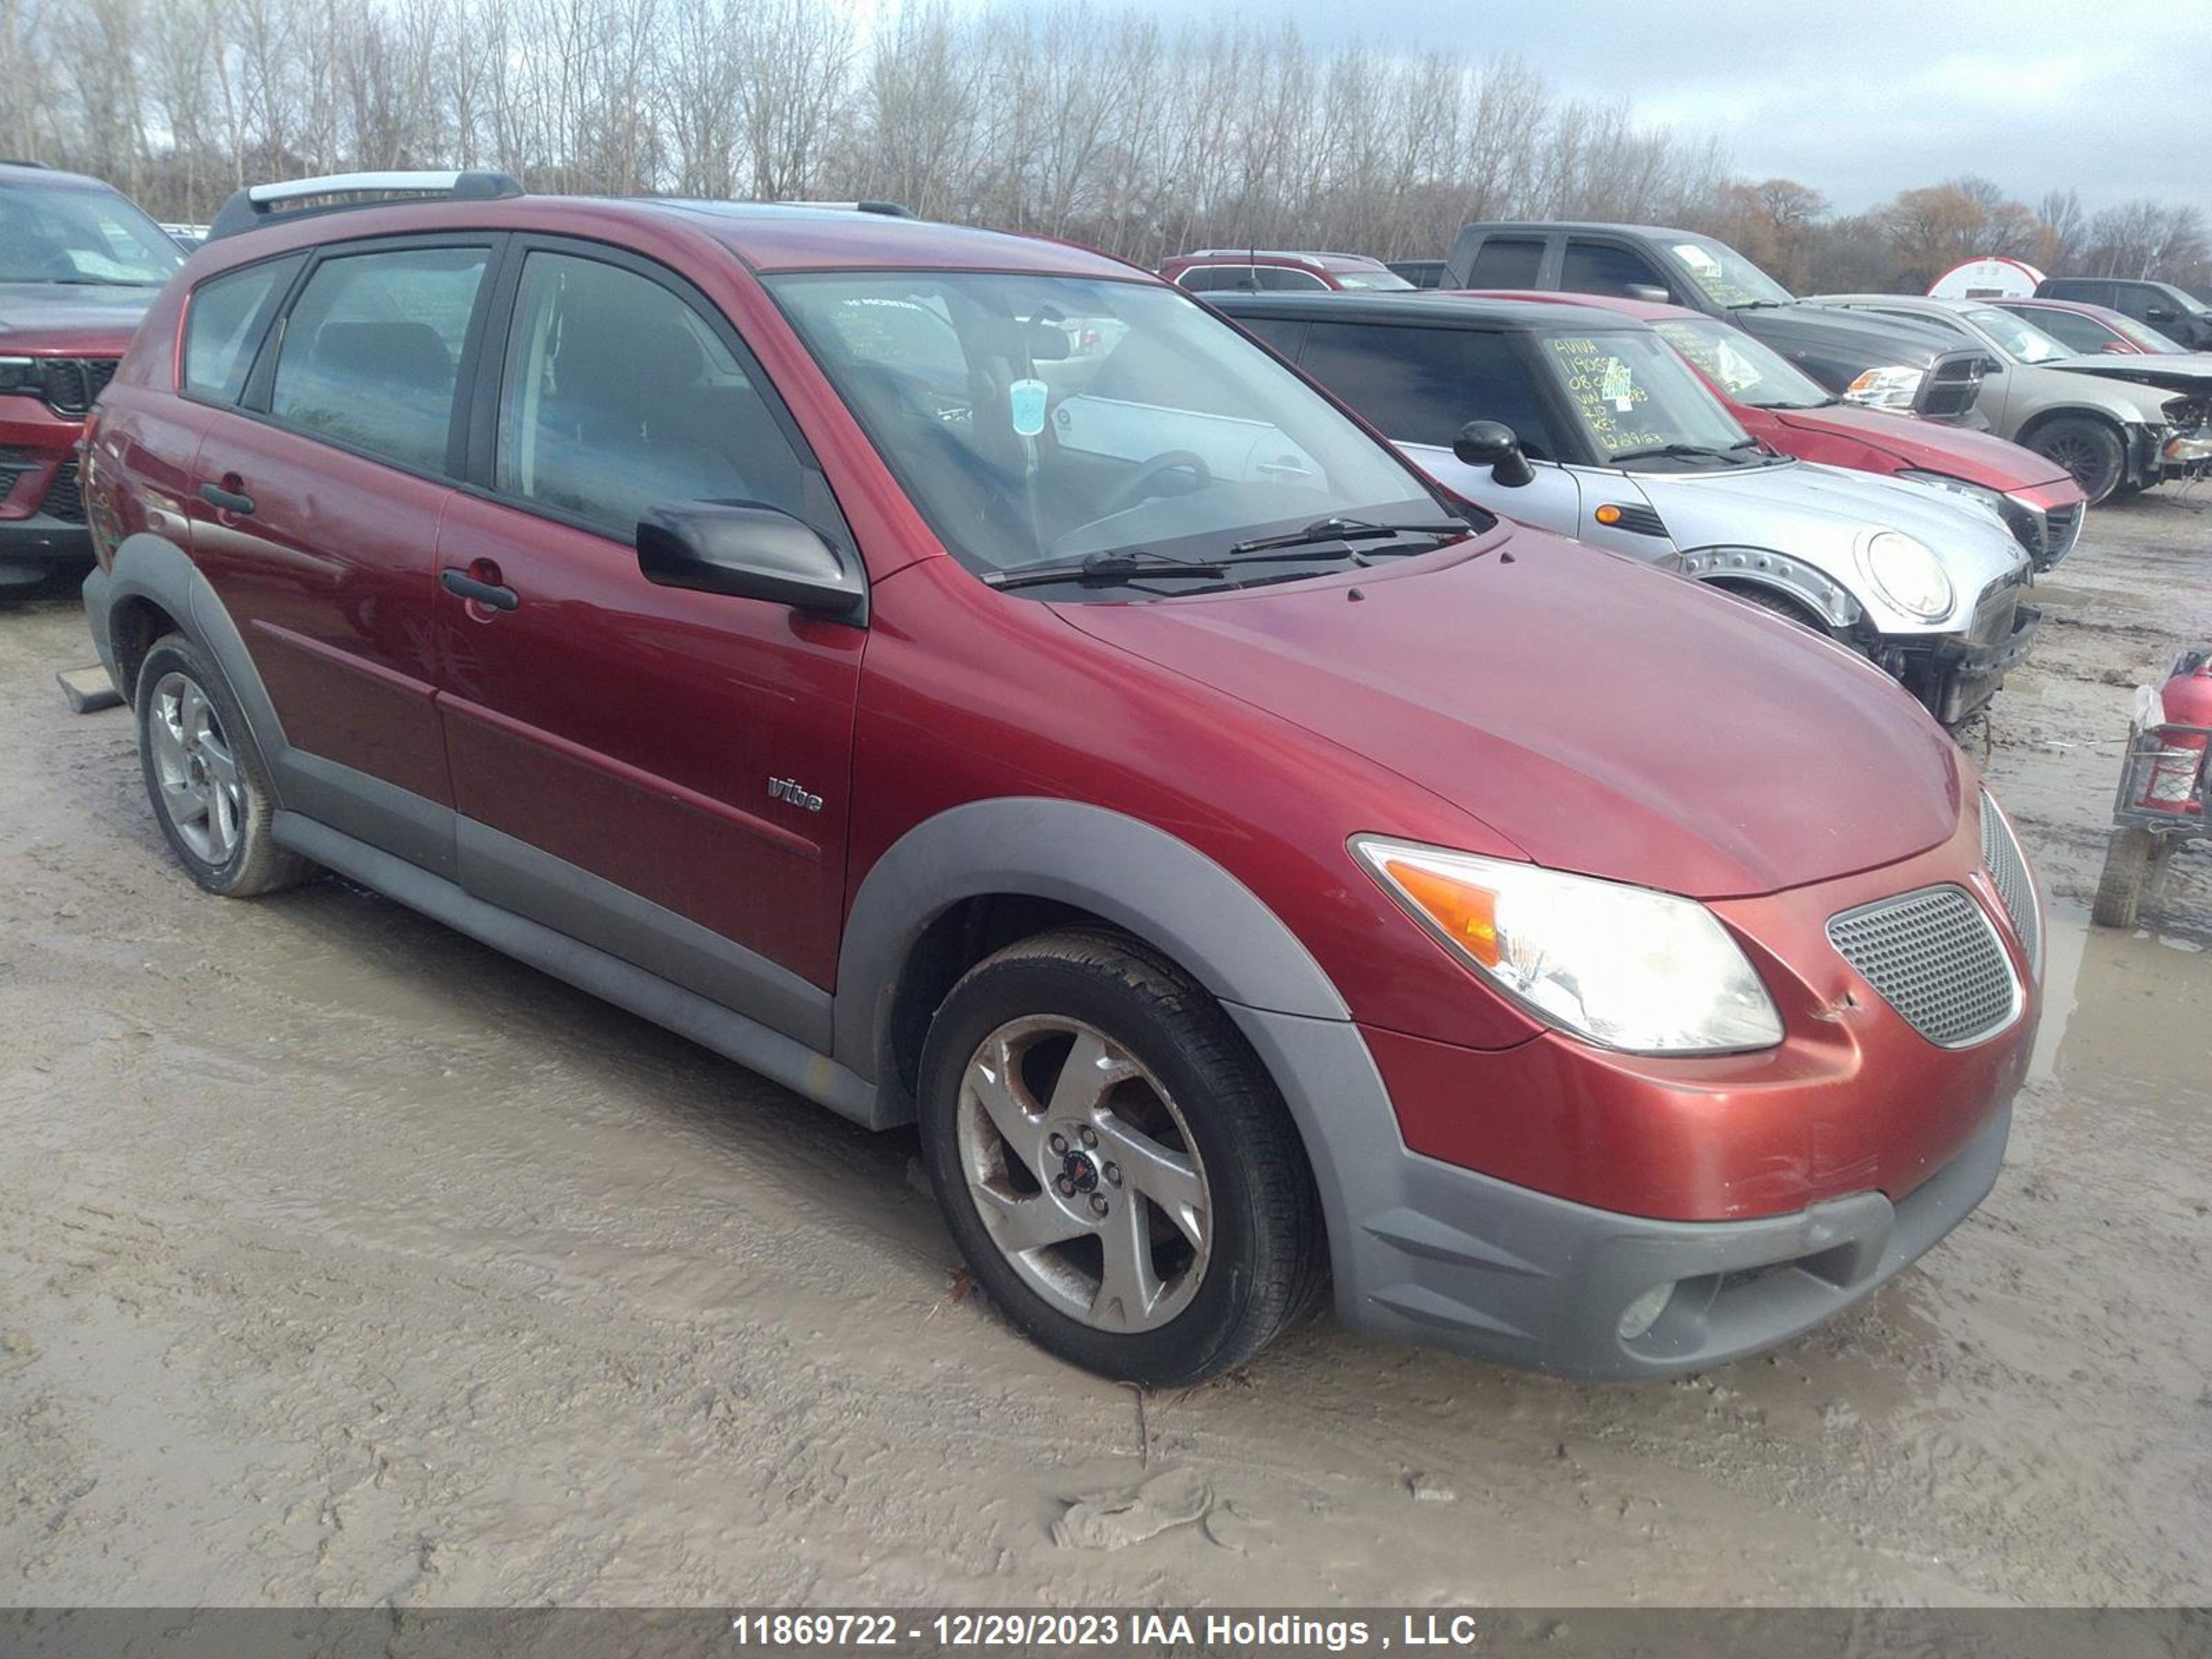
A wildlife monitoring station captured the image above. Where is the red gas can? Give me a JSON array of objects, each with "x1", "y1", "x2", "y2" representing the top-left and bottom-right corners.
[{"x1": 2139, "y1": 650, "x2": 2212, "y2": 815}]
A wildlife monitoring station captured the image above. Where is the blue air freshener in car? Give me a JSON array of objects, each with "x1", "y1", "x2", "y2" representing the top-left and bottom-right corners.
[{"x1": 1010, "y1": 378, "x2": 1048, "y2": 438}]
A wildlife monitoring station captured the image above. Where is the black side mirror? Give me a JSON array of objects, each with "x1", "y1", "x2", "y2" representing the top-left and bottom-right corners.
[
  {"x1": 1452, "y1": 420, "x2": 1535, "y2": 488},
  {"x1": 637, "y1": 502, "x2": 866, "y2": 624},
  {"x1": 2146, "y1": 306, "x2": 2174, "y2": 323},
  {"x1": 1980, "y1": 355, "x2": 2006, "y2": 375}
]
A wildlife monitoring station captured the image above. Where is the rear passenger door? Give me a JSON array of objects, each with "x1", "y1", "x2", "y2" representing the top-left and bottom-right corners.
[
  {"x1": 188, "y1": 236, "x2": 497, "y2": 875},
  {"x1": 1292, "y1": 320, "x2": 1588, "y2": 538},
  {"x1": 433, "y1": 240, "x2": 864, "y2": 1026}
]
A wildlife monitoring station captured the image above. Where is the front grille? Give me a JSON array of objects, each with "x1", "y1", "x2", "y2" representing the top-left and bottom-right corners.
[
  {"x1": 2043, "y1": 501, "x2": 2083, "y2": 564},
  {"x1": 1827, "y1": 885, "x2": 2019, "y2": 1048},
  {"x1": 39, "y1": 357, "x2": 118, "y2": 417},
  {"x1": 1979, "y1": 791, "x2": 2039, "y2": 971},
  {"x1": 0, "y1": 444, "x2": 34, "y2": 504},
  {"x1": 1967, "y1": 572, "x2": 2023, "y2": 649},
  {"x1": 1916, "y1": 352, "x2": 1985, "y2": 422},
  {"x1": 40, "y1": 458, "x2": 84, "y2": 522}
]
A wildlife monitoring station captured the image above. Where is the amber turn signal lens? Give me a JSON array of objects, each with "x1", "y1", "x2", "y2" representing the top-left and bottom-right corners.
[
  {"x1": 1594, "y1": 504, "x2": 1622, "y2": 526},
  {"x1": 1380, "y1": 856, "x2": 1501, "y2": 968}
]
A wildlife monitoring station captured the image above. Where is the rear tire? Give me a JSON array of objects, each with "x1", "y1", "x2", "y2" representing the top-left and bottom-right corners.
[
  {"x1": 2030, "y1": 416, "x2": 2126, "y2": 505},
  {"x1": 135, "y1": 633, "x2": 313, "y2": 898},
  {"x1": 917, "y1": 928, "x2": 1324, "y2": 1385},
  {"x1": 2091, "y1": 827, "x2": 2155, "y2": 928}
]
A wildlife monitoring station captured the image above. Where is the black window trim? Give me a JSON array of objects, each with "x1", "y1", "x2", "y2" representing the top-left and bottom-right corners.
[
  {"x1": 227, "y1": 229, "x2": 508, "y2": 490},
  {"x1": 456, "y1": 231, "x2": 859, "y2": 563}
]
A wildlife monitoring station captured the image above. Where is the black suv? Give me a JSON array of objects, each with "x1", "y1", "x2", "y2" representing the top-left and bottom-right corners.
[
  {"x1": 2034, "y1": 277, "x2": 2212, "y2": 350},
  {"x1": 1444, "y1": 221, "x2": 1989, "y2": 422}
]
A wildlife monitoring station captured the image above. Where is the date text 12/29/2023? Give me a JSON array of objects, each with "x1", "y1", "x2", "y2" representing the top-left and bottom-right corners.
[{"x1": 728, "y1": 1611, "x2": 1483, "y2": 1652}]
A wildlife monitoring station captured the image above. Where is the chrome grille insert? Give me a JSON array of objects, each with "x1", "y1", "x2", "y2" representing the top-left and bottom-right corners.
[
  {"x1": 1979, "y1": 791, "x2": 2040, "y2": 975},
  {"x1": 1827, "y1": 885, "x2": 2019, "y2": 1048}
]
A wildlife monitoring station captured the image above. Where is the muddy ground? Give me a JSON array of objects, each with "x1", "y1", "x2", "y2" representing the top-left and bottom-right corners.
[{"x1": 2, "y1": 493, "x2": 2209, "y2": 1610}]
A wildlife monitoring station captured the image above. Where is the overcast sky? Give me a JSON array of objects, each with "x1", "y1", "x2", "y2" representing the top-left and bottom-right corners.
[{"x1": 1077, "y1": 0, "x2": 2209, "y2": 221}]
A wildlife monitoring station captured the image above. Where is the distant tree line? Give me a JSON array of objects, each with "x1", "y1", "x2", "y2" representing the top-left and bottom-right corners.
[{"x1": 3, "y1": 0, "x2": 2205, "y2": 295}]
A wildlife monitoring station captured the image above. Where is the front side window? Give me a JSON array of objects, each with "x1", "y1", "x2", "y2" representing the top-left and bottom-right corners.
[
  {"x1": 270, "y1": 246, "x2": 488, "y2": 472},
  {"x1": 1664, "y1": 235, "x2": 1794, "y2": 309},
  {"x1": 496, "y1": 251, "x2": 807, "y2": 541},
  {"x1": 767, "y1": 271, "x2": 1446, "y2": 587},
  {"x1": 1255, "y1": 265, "x2": 1328, "y2": 291},
  {"x1": 1333, "y1": 270, "x2": 1416, "y2": 292},
  {"x1": 182, "y1": 255, "x2": 303, "y2": 404},
  {"x1": 1562, "y1": 241, "x2": 1672, "y2": 300},
  {"x1": 2012, "y1": 306, "x2": 2117, "y2": 354},
  {"x1": 1534, "y1": 328, "x2": 1756, "y2": 467},
  {"x1": 1298, "y1": 321, "x2": 1563, "y2": 457},
  {"x1": 1653, "y1": 317, "x2": 1831, "y2": 410},
  {"x1": 0, "y1": 181, "x2": 184, "y2": 286},
  {"x1": 1961, "y1": 305, "x2": 2072, "y2": 365}
]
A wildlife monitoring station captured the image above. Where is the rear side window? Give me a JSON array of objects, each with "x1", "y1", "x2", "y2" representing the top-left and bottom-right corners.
[
  {"x1": 270, "y1": 246, "x2": 489, "y2": 473},
  {"x1": 1562, "y1": 240, "x2": 1672, "y2": 299},
  {"x1": 1256, "y1": 265, "x2": 1328, "y2": 291},
  {"x1": 1465, "y1": 237, "x2": 1544, "y2": 287},
  {"x1": 494, "y1": 250, "x2": 808, "y2": 541},
  {"x1": 1177, "y1": 266, "x2": 1253, "y2": 293},
  {"x1": 1299, "y1": 322, "x2": 1561, "y2": 456},
  {"x1": 182, "y1": 255, "x2": 303, "y2": 404}
]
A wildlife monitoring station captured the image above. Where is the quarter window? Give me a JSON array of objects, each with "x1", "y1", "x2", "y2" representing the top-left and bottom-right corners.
[
  {"x1": 269, "y1": 246, "x2": 488, "y2": 473},
  {"x1": 1298, "y1": 322, "x2": 1561, "y2": 456},
  {"x1": 182, "y1": 255, "x2": 303, "y2": 404},
  {"x1": 495, "y1": 251, "x2": 807, "y2": 541}
]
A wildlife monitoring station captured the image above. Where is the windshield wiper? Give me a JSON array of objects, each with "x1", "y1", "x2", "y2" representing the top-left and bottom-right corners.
[
  {"x1": 1609, "y1": 442, "x2": 1746, "y2": 464},
  {"x1": 984, "y1": 550, "x2": 1230, "y2": 592},
  {"x1": 1226, "y1": 516, "x2": 1468, "y2": 556}
]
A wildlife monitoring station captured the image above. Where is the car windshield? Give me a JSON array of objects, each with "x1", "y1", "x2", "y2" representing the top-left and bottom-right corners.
[
  {"x1": 1665, "y1": 235, "x2": 1795, "y2": 309},
  {"x1": 1652, "y1": 317, "x2": 1833, "y2": 410},
  {"x1": 1962, "y1": 306, "x2": 2074, "y2": 365},
  {"x1": 767, "y1": 271, "x2": 1453, "y2": 588},
  {"x1": 1535, "y1": 326, "x2": 1759, "y2": 465},
  {"x1": 0, "y1": 180, "x2": 185, "y2": 285},
  {"x1": 1335, "y1": 270, "x2": 1416, "y2": 291}
]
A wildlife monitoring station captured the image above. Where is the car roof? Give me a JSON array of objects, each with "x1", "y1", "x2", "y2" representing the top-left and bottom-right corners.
[
  {"x1": 1459, "y1": 221, "x2": 1700, "y2": 240},
  {"x1": 1462, "y1": 288, "x2": 1707, "y2": 324},
  {"x1": 1206, "y1": 290, "x2": 1647, "y2": 332},
  {"x1": 0, "y1": 160, "x2": 125, "y2": 194},
  {"x1": 1170, "y1": 249, "x2": 1391, "y2": 272},
  {"x1": 1993, "y1": 297, "x2": 2115, "y2": 317}
]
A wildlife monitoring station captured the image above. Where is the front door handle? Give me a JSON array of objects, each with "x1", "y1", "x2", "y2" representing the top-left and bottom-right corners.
[
  {"x1": 198, "y1": 480, "x2": 255, "y2": 515},
  {"x1": 440, "y1": 566, "x2": 519, "y2": 612}
]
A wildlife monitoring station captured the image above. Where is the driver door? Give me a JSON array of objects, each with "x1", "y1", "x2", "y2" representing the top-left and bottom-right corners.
[{"x1": 433, "y1": 240, "x2": 865, "y2": 1015}]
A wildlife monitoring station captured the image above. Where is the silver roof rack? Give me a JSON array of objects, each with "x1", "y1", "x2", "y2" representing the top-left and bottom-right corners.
[{"x1": 209, "y1": 170, "x2": 523, "y2": 241}]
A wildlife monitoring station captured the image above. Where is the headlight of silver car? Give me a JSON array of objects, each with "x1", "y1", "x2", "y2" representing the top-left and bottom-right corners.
[
  {"x1": 1843, "y1": 365, "x2": 1924, "y2": 410},
  {"x1": 1351, "y1": 838, "x2": 1785, "y2": 1054},
  {"x1": 1857, "y1": 529, "x2": 1954, "y2": 621}
]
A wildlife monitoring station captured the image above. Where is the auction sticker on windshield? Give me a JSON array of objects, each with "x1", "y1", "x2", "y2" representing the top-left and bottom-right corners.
[{"x1": 1546, "y1": 336, "x2": 1664, "y2": 453}]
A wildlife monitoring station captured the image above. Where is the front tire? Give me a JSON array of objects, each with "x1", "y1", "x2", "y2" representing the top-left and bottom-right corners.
[
  {"x1": 2030, "y1": 416, "x2": 2126, "y2": 505},
  {"x1": 917, "y1": 928, "x2": 1324, "y2": 1385},
  {"x1": 2091, "y1": 827, "x2": 2156, "y2": 928},
  {"x1": 135, "y1": 633, "x2": 312, "y2": 897}
]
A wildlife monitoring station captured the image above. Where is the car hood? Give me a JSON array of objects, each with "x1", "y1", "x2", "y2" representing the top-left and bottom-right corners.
[
  {"x1": 1056, "y1": 530, "x2": 1962, "y2": 900},
  {"x1": 1771, "y1": 400, "x2": 2074, "y2": 491},
  {"x1": 1728, "y1": 302, "x2": 1959, "y2": 369},
  {"x1": 1625, "y1": 458, "x2": 2029, "y2": 592},
  {"x1": 2043, "y1": 353, "x2": 2212, "y2": 400},
  {"x1": 0, "y1": 281, "x2": 158, "y2": 353}
]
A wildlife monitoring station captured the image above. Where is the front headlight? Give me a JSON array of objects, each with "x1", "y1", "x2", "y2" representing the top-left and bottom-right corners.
[
  {"x1": 1858, "y1": 529, "x2": 1953, "y2": 620},
  {"x1": 1843, "y1": 365, "x2": 1923, "y2": 410},
  {"x1": 0, "y1": 356, "x2": 46, "y2": 398},
  {"x1": 1351, "y1": 838, "x2": 1784, "y2": 1053}
]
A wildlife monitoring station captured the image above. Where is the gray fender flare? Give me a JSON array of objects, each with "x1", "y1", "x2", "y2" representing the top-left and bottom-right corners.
[
  {"x1": 1680, "y1": 550, "x2": 1864, "y2": 631},
  {"x1": 91, "y1": 530, "x2": 291, "y2": 769},
  {"x1": 832, "y1": 796, "x2": 1353, "y2": 1093}
]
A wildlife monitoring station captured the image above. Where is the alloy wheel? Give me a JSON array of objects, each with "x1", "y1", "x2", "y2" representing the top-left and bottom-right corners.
[
  {"x1": 147, "y1": 671, "x2": 243, "y2": 866},
  {"x1": 954, "y1": 1015, "x2": 1212, "y2": 1333}
]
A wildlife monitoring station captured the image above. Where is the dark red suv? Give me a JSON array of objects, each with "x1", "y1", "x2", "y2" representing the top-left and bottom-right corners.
[
  {"x1": 82, "y1": 174, "x2": 2040, "y2": 1385},
  {"x1": 1, "y1": 161, "x2": 183, "y2": 593}
]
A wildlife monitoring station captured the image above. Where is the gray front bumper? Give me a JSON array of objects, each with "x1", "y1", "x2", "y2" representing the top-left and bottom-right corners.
[{"x1": 1227, "y1": 1004, "x2": 2009, "y2": 1380}]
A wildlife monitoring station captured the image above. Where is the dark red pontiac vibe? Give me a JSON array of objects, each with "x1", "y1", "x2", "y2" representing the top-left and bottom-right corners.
[{"x1": 82, "y1": 174, "x2": 2040, "y2": 1384}]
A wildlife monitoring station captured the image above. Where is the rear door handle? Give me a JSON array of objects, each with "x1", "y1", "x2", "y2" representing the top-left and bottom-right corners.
[
  {"x1": 198, "y1": 481, "x2": 255, "y2": 515},
  {"x1": 440, "y1": 567, "x2": 519, "y2": 612}
]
